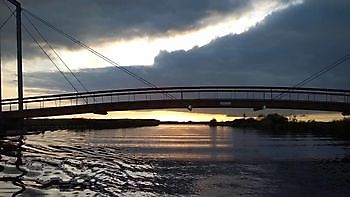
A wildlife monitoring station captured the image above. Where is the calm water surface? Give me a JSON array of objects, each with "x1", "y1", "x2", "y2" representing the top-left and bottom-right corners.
[{"x1": 1, "y1": 125, "x2": 350, "y2": 196}]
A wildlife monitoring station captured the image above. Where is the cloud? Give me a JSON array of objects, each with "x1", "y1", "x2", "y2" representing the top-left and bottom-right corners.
[
  {"x1": 1, "y1": 0, "x2": 298, "y2": 61},
  {"x1": 1, "y1": 0, "x2": 251, "y2": 53},
  {"x1": 23, "y1": 0, "x2": 350, "y2": 95}
]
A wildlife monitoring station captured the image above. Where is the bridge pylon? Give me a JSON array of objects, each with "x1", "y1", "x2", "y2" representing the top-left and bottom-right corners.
[
  {"x1": 7, "y1": 0, "x2": 23, "y2": 112},
  {"x1": 0, "y1": 0, "x2": 24, "y2": 133}
]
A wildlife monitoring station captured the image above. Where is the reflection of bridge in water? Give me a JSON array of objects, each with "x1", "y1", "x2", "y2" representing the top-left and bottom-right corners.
[
  {"x1": 2, "y1": 86, "x2": 350, "y2": 119},
  {"x1": 0, "y1": 136, "x2": 26, "y2": 195}
]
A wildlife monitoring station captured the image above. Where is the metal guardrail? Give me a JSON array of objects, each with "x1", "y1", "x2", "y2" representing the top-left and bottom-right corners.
[{"x1": 1, "y1": 86, "x2": 350, "y2": 111}]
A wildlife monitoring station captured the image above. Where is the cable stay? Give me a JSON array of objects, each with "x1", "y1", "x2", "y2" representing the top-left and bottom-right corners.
[
  {"x1": 0, "y1": 30, "x2": 2, "y2": 86},
  {"x1": 274, "y1": 53, "x2": 350, "y2": 100},
  {"x1": 0, "y1": 9, "x2": 14, "y2": 81},
  {"x1": 23, "y1": 12, "x2": 90, "y2": 93},
  {"x1": 0, "y1": 10, "x2": 15, "y2": 30},
  {"x1": 23, "y1": 9, "x2": 176, "y2": 99},
  {"x1": 0, "y1": 0, "x2": 15, "y2": 74},
  {"x1": 22, "y1": 24, "x2": 81, "y2": 96},
  {"x1": 293, "y1": 54, "x2": 350, "y2": 88},
  {"x1": 2, "y1": 0, "x2": 91, "y2": 104},
  {"x1": 0, "y1": 0, "x2": 15, "y2": 30}
]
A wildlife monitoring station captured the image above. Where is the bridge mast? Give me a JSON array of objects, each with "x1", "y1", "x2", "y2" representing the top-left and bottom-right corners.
[{"x1": 7, "y1": 0, "x2": 23, "y2": 112}]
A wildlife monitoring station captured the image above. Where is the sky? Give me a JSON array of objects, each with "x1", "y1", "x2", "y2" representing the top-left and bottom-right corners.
[{"x1": 0, "y1": 0, "x2": 349, "y2": 121}]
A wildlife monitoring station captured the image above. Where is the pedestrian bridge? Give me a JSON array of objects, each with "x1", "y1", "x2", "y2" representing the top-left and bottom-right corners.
[
  {"x1": 1, "y1": 86, "x2": 350, "y2": 119},
  {"x1": 1, "y1": 1, "x2": 350, "y2": 120}
]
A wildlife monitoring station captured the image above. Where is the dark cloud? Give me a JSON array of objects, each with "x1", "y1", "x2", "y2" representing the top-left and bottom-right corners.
[
  {"x1": 24, "y1": 0, "x2": 350, "y2": 95},
  {"x1": 20, "y1": 0, "x2": 250, "y2": 38},
  {"x1": 1, "y1": 0, "x2": 262, "y2": 59}
]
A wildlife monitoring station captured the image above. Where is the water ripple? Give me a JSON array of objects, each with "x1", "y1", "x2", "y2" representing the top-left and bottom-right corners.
[{"x1": 1, "y1": 126, "x2": 350, "y2": 196}]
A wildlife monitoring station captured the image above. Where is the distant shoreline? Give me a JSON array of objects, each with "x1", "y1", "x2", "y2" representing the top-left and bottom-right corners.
[
  {"x1": 23, "y1": 118, "x2": 160, "y2": 131},
  {"x1": 208, "y1": 114, "x2": 350, "y2": 140},
  {"x1": 160, "y1": 121, "x2": 209, "y2": 125},
  {"x1": 1, "y1": 115, "x2": 349, "y2": 140}
]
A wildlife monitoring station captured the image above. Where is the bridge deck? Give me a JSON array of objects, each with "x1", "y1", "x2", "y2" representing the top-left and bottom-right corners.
[{"x1": 1, "y1": 86, "x2": 349, "y2": 118}]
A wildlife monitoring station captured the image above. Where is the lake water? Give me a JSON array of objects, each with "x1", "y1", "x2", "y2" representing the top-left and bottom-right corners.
[{"x1": 1, "y1": 125, "x2": 350, "y2": 196}]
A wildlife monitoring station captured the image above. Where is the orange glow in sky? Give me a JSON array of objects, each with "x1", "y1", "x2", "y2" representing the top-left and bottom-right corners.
[{"x1": 50, "y1": 110, "x2": 344, "y2": 122}]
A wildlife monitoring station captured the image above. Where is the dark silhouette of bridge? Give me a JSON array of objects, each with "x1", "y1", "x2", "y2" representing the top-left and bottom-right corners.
[
  {"x1": 0, "y1": 0, "x2": 349, "y2": 127},
  {"x1": 1, "y1": 86, "x2": 349, "y2": 119}
]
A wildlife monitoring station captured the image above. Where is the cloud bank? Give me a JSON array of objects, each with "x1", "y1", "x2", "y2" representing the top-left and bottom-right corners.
[{"x1": 22, "y1": 0, "x2": 350, "y2": 95}]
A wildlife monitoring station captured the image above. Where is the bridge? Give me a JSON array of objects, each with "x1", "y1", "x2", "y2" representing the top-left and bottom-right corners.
[
  {"x1": 0, "y1": 0, "x2": 349, "y2": 130},
  {"x1": 1, "y1": 86, "x2": 349, "y2": 119}
]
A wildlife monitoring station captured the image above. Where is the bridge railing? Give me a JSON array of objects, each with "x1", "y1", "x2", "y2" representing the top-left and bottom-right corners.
[{"x1": 1, "y1": 86, "x2": 350, "y2": 111}]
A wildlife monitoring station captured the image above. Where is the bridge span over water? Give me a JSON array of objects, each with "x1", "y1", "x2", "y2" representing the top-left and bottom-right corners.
[
  {"x1": 1, "y1": 0, "x2": 350, "y2": 121},
  {"x1": 1, "y1": 86, "x2": 350, "y2": 119}
]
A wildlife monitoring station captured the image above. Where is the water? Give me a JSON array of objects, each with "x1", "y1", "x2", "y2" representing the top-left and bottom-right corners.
[{"x1": 1, "y1": 125, "x2": 350, "y2": 196}]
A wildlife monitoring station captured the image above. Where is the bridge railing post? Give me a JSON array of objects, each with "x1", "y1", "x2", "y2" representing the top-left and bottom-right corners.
[
  {"x1": 270, "y1": 89, "x2": 273, "y2": 100},
  {"x1": 263, "y1": 91, "x2": 265, "y2": 100},
  {"x1": 344, "y1": 91, "x2": 346, "y2": 103},
  {"x1": 289, "y1": 90, "x2": 291, "y2": 101}
]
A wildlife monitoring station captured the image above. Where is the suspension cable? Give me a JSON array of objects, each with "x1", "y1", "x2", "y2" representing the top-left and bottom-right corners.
[
  {"x1": 23, "y1": 9, "x2": 176, "y2": 99},
  {"x1": 23, "y1": 12, "x2": 90, "y2": 93}
]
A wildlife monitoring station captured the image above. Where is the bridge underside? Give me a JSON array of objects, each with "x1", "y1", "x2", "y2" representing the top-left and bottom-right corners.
[{"x1": 2, "y1": 99, "x2": 350, "y2": 119}]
